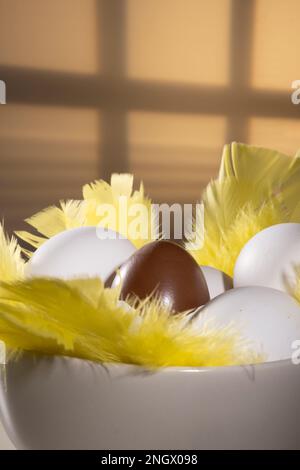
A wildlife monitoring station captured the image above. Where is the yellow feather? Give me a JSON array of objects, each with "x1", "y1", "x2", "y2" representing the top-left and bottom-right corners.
[
  {"x1": 111, "y1": 173, "x2": 134, "y2": 198},
  {"x1": 16, "y1": 174, "x2": 158, "y2": 254},
  {"x1": 83, "y1": 174, "x2": 157, "y2": 248},
  {"x1": 187, "y1": 143, "x2": 300, "y2": 276},
  {"x1": 119, "y1": 299, "x2": 260, "y2": 368},
  {"x1": 83, "y1": 179, "x2": 113, "y2": 205},
  {"x1": 0, "y1": 278, "x2": 132, "y2": 362},
  {"x1": 15, "y1": 200, "x2": 86, "y2": 256},
  {"x1": 187, "y1": 181, "x2": 288, "y2": 276},
  {"x1": 219, "y1": 142, "x2": 300, "y2": 214},
  {"x1": 14, "y1": 232, "x2": 46, "y2": 254},
  {"x1": 0, "y1": 278, "x2": 260, "y2": 368},
  {"x1": 0, "y1": 223, "x2": 25, "y2": 282},
  {"x1": 220, "y1": 142, "x2": 294, "y2": 181}
]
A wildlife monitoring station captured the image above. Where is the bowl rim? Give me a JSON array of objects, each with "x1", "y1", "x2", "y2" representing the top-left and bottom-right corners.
[{"x1": 7, "y1": 353, "x2": 296, "y2": 375}]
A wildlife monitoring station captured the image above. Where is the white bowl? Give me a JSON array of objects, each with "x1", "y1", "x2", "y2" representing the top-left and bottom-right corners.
[{"x1": 0, "y1": 354, "x2": 300, "y2": 449}]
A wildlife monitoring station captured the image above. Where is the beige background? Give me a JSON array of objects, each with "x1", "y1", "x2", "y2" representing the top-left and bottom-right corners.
[
  {"x1": 0, "y1": 0, "x2": 300, "y2": 450},
  {"x1": 0, "y1": 0, "x2": 300, "y2": 235}
]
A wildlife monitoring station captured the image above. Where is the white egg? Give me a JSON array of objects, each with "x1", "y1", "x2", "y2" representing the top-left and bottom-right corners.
[
  {"x1": 200, "y1": 266, "x2": 232, "y2": 299},
  {"x1": 27, "y1": 226, "x2": 136, "y2": 282},
  {"x1": 234, "y1": 223, "x2": 300, "y2": 292},
  {"x1": 193, "y1": 286, "x2": 300, "y2": 362}
]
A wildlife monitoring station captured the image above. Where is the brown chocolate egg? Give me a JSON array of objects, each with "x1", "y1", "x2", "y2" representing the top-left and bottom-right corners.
[
  {"x1": 113, "y1": 240, "x2": 210, "y2": 313},
  {"x1": 104, "y1": 267, "x2": 120, "y2": 288}
]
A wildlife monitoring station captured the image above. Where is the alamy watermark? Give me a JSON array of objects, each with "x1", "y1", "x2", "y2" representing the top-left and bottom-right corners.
[
  {"x1": 0, "y1": 80, "x2": 6, "y2": 104},
  {"x1": 291, "y1": 340, "x2": 300, "y2": 365},
  {"x1": 95, "y1": 197, "x2": 204, "y2": 250},
  {"x1": 291, "y1": 80, "x2": 300, "y2": 105}
]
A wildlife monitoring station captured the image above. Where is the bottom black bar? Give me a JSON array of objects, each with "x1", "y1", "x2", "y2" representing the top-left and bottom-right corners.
[{"x1": 0, "y1": 450, "x2": 299, "y2": 465}]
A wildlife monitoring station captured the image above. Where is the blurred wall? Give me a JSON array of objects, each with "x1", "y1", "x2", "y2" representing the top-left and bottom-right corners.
[{"x1": 0, "y1": 0, "x2": 300, "y2": 234}]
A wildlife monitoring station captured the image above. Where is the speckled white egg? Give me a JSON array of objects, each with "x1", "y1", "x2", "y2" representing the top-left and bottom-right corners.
[
  {"x1": 27, "y1": 226, "x2": 136, "y2": 282},
  {"x1": 234, "y1": 223, "x2": 300, "y2": 292},
  {"x1": 200, "y1": 266, "x2": 232, "y2": 299},
  {"x1": 193, "y1": 286, "x2": 300, "y2": 362}
]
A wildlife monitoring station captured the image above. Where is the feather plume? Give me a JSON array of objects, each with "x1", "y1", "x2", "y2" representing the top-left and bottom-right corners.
[
  {"x1": 83, "y1": 174, "x2": 158, "y2": 248},
  {"x1": 187, "y1": 143, "x2": 300, "y2": 276},
  {"x1": 219, "y1": 142, "x2": 300, "y2": 219},
  {"x1": 15, "y1": 200, "x2": 86, "y2": 256},
  {"x1": 0, "y1": 278, "x2": 259, "y2": 368},
  {"x1": 16, "y1": 175, "x2": 158, "y2": 255},
  {"x1": 0, "y1": 223, "x2": 25, "y2": 282}
]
